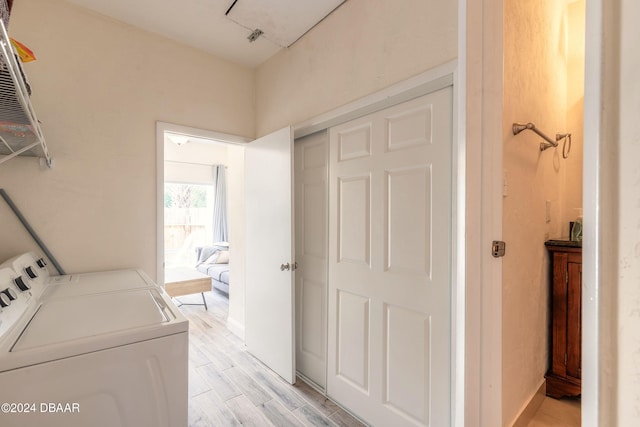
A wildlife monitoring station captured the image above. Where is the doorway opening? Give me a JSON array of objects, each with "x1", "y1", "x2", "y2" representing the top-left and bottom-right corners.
[
  {"x1": 501, "y1": 1, "x2": 585, "y2": 425},
  {"x1": 156, "y1": 122, "x2": 249, "y2": 337}
]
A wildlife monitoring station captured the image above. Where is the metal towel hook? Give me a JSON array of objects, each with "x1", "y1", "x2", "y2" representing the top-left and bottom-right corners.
[{"x1": 512, "y1": 122, "x2": 572, "y2": 159}]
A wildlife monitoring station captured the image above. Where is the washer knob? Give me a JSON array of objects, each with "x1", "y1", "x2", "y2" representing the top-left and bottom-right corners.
[
  {"x1": 14, "y1": 276, "x2": 31, "y2": 291},
  {"x1": 0, "y1": 293, "x2": 10, "y2": 308},
  {"x1": 2, "y1": 288, "x2": 17, "y2": 301},
  {"x1": 36, "y1": 258, "x2": 47, "y2": 268},
  {"x1": 25, "y1": 266, "x2": 38, "y2": 279}
]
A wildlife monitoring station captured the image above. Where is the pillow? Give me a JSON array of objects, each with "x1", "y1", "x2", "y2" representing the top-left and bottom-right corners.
[
  {"x1": 214, "y1": 250, "x2": 229, "y2": 264},
  {"x1": 204, "y1": 252, "x2": 220, "y2": 264}
]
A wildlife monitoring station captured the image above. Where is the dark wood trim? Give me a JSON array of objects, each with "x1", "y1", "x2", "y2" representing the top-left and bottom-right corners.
[{"x1": 545, "y1": 373, "x2": 581, "y2": 399}]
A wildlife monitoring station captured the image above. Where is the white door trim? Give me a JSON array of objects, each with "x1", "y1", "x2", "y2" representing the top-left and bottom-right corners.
[
  {"x1": 294, "y1": 60, "x2": 465, "y2": 427},
  {"x1": 461, "y1": 0, "x2": 504, "y2": 425},
  {"x1": 293, "y1": 61, "x2": 456, "y2": 140},
  {"x1": 582, "y1": 0, "x2": 603, "y2": 425}
]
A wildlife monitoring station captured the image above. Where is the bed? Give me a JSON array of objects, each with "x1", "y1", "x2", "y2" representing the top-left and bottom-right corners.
[{"x1": 194, "y1": 244, "x2": 230, "y2": 294}]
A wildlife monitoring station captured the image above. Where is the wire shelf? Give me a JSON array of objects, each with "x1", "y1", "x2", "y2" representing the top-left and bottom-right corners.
[{"x1": 0, "y1": 19, "x2": 52, "y2": 167}]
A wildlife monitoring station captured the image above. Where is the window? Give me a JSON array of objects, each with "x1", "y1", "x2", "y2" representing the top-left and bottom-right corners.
[{"x1": 164, "y1": 183, "x2": 214, "y2": 268}]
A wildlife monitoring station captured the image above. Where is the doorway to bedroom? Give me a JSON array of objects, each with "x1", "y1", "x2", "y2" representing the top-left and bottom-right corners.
[
  {"x1": 159, "y1": 125, "x2": 246, "y2": 318},
  {"x1": 157, "y1": 122, "x2": 250, "y2": 339}
]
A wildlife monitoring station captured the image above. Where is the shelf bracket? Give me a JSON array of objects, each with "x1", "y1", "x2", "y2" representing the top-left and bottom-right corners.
[{"x1": 0, "y1": 141, "x2": 39, "y2": 165}]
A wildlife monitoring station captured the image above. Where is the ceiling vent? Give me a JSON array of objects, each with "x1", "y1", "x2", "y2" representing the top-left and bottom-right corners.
[
  {"x1": 247, "y1": 28, "x2": 264, "y2": 43},
  {"x1": 224, "y1": 0, "x2": 345, "y2": 47}
]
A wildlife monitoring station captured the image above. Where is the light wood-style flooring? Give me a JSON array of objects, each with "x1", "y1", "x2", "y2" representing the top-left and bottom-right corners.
[
  {"x1": 179, "y1": 290, "x2": 580, "y2": 427},
  {"x1": 527, "y1": 396, "x2": 581, "y2": 427},
  {"x1": 176, "y1": 290, "x2": 366, "y2": 427}
]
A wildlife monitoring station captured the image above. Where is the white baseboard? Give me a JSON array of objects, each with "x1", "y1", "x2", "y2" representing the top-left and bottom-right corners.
[{"x1": 226, "y1": 316, "x2": 245, "y2": 340}]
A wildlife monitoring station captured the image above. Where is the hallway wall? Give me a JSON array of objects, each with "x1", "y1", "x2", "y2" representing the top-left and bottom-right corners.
[
  {"x1": 611, "y1": 0, "x2": 640, "y2": 423},
  {"x1": 0, "y1": 0, "x2": 254, "y2": 278},
  {"x1": 255, "y1": 0, "x2": 457, "y2": 137}
]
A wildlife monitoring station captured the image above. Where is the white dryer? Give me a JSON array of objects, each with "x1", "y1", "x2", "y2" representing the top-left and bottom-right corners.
[{"x1": 0, "y1": 253, "x2": 188, "y2": 427}]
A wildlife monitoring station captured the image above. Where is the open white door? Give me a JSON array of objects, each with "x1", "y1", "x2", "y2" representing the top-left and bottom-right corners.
[{"x1": 245, "y1": 126, "x2": 296, "y2": 384}]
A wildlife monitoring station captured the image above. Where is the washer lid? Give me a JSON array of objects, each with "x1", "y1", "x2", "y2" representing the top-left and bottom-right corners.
[
  {"x1": 46, "y1": 269, "x2": 155, "y2": 298},
  {"x1": 12, "y1": 288, "x2": 170, "y2": 352}
]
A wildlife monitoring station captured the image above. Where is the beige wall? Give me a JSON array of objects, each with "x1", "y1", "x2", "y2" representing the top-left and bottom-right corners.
[
  {"x1": 1, "y1": 0, "x2": 459, "y2": 342},
  {"x1": 584, "y1": 1, "x2": 640, "y2": 424},
  {"x1": 563, "y1": 1, "x2": 585, "y2": 231},
  {"x1": 502, "y1": 1, "x2": 584, "y2": 425},
  {"x1": 615, "y1": 0, "x2": 640, "y2": 423},
  {"x1": 226, "y1": 144, "x2": 245, "y2": 337},
  {"x1": 0, "y1": 0, "x2": 254, "y2": 277},
  {"x1": 164, "y1": 138, "x2": 228, "y2": 184},
  {"x1": 165, "y1": 139, "x2": 229, "y2": 170},
  {"x1": 255, "y1": 0, "x2": 457, "y2": 136}
]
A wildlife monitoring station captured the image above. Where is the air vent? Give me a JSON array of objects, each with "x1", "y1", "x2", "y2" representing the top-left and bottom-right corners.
[
  {"x1": 225, "y1": 0, "x2": 345, "y2": 47},
  {"x1": 247, "y1": 29, "x2": 263, "y2": 43}
]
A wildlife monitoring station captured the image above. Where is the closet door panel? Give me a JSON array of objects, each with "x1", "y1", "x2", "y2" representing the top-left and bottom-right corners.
[
  {"x1": 336, "y1": 290, "x2": 371, "y2": 392},
  {"x1": 327, "y1": 87, "x2": 453, "y2": 427},
  {"x1": 294, "y1": 132, "x2": 328, "y2": 388},
  {"x1": 385, "y1": 166, "x2": 431, "y2": 276},
  {"x1": 337, "y1": 175, "x2": 372, "y2": 266},
  {"x1": 384, "y1": 304, "x2": 431, "y2": 424}
]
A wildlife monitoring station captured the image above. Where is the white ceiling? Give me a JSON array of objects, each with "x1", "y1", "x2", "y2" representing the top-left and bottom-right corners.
[{"x1": 66, "y1": 0, "x2": 345, "y2": 68}]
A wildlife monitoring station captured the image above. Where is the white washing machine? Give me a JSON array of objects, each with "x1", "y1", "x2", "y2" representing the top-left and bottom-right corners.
[{"x1": 0, "y1": 253, "x2": 188, "y2": 427}]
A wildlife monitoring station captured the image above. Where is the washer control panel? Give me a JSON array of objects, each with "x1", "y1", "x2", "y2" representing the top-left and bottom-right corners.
[
  {"x1": 2, "y1": 252, "x2": 50, "y2": 299},
  {"x1": 0, "y1": 253, "x2": 51, "y2": 343}
]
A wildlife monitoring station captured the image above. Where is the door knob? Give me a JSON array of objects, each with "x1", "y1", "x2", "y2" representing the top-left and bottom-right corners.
[{"x1": 281, "y1": 262, "x2": 299, "y2": 271}]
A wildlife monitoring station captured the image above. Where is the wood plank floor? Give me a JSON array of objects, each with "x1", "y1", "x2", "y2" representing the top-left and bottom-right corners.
[
  {"x1": 178, "y1": 290, "x2": 581, "y2": 427},
  {"x1": 175, "y1": 290, "x2": 366, "y2": 427},
  {"x1": 527, "y1": 396, "x2": 580, "y2": 427}
]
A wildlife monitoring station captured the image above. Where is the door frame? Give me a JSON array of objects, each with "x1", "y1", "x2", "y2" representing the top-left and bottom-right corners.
[
  {"x1": 294, "y1": 60, "x2": 465, "y2": 426},
  {"x1": 463, "y1": 0, "x2": 604, "y2": 425},
  {"x1": 581, "y1": 0, "x2": 609, "y2": 425},
  {"x1": 154, "y1": 121, "x2": 250, "y2": 291},
  {"x1": 461, "y1": 0, "x2": 503, "y2": 425}
]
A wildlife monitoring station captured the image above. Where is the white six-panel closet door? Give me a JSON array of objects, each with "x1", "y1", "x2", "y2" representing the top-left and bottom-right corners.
[{"x1": 326, "y1": 87, "x2": 453, "y2": 427}]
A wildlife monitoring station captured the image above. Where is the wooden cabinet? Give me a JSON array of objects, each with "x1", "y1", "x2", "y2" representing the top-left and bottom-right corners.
[{"x1": 545, "y1": 242, "x2": 582, "y2": 398}]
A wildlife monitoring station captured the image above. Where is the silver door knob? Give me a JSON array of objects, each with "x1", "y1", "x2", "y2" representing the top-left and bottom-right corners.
[{"x1": 280, "y1": 263, "x2": 290, "y2": 271}]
